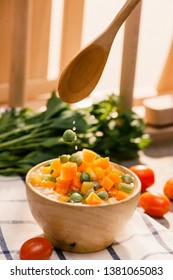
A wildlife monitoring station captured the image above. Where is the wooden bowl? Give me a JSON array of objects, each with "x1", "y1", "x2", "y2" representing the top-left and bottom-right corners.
[{"x1": 26, "y1": 161, "x2": 141, "y2": 253}]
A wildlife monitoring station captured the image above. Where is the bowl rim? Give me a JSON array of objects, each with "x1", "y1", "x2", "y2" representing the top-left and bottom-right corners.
[{"x1": 26, "y1": 159, "x2": 141, "y2": 208}]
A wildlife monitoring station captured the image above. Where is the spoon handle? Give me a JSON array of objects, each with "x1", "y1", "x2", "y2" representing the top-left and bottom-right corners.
[{"x1": 95, "y1": 0, "x2": 141, "y2": 50}]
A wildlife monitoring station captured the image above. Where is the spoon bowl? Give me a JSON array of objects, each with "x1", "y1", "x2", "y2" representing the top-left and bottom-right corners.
[{"x1": 58, "y1": 0, "x2": 141, "y2": 103}]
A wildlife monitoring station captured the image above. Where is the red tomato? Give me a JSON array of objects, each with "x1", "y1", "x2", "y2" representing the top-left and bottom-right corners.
[
  {"x1": 139, "y1": 192, "x2": 171, "y2": 217},
  {"x1": 19, "y1": 237, "x2": 52, "y2": 260},
  {"x1": 164, "y1": 178, "x2": 173, "y2": 200},
  {"x1": 129, "y1": 165, "x2": 155, "y2": 192}
]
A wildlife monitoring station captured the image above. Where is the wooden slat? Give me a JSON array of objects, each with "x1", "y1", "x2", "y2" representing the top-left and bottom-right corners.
[
  {"x1": 28, "y1": 0, "x2": 52, "y2": 79},
  {"x1": 157, "y1": 40, "x2": 173, "y2": 94},
  {"x1": 59, "y1": 0, "x2": 84, "y2": 72},
  {"x1": 119, "y1": 0, "x2": 142, "y2": 109},
  {"x1": 0, "y1": 0, "x2": 13, "y2": 83},
  {"x1": 8, "y1": 0, "x2": 31, "y2": 107}
]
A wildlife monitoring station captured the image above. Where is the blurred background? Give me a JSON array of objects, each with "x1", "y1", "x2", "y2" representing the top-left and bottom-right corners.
[{"x1": 0, "y1": 0, "x2": 173, "y2": 116}]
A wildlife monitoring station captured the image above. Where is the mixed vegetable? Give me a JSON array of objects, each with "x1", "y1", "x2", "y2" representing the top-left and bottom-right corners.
[
  {"x1": 0, "y1": 91, "x2": 151, "y2": 176},
  {"x1": 29, "y1": 148, "x2": 135, "y2": 205}
]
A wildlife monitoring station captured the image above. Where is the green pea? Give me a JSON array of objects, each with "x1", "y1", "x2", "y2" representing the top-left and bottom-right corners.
[
  {"x1": 80, "y1": 172, "x2": 90, "y2": 182},
  {"x1": 92, "y1": 181, "x2": 100, "y2": 191},
  {"x1": 63, "y1": 129, "x2": 76, "y2": 143},
  {"x1": 97, "y1": 191, "x2": 108, "y2": 200},
  {"x1": 60, "y1": 154, "x2": 70, "y2": 163},
  {"x1": 69, "y1": 152, "x2": 82, "y2": 166},
  {"x1": 119, "y1": 182, "x2": 134, "y2": 193},
  {"x1": 70, "y1": 192, "x2": 83, "y2": 203},
  {"x1": 121, "y1": 174, "x2": 134, "y2": 183}
]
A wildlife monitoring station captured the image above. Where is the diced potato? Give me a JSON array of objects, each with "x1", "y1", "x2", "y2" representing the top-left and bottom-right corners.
[
  {"x1": 82, "y1": 148, "x2": 97, "y2": 163},
  {"x1": 81, "y1": 182, "x2": 94, "y2": 194},
  {"x1": 94, "y1": 167, "x2": 105, "y2": 179}
]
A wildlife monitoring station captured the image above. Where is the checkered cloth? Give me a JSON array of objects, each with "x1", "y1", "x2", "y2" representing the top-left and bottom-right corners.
[{"x1": 1, "y1": 175, "x2": 173, "y2": 260}]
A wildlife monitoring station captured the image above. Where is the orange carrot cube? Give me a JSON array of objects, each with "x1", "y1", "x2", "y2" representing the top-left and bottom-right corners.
[
  {"x1": 60, "y1": 162, "x2": 77, "y2": 180},
  {"x1": 104, "y1": 165, "x2": 113, "y2": 175},
  {"x1": 100, "y1": 176, "x2": 114, "y2": 191},
  {"x1": 107, "y1": 170, "x2": 122, "y2": 185},
  {"x1": 116, "y1": 190, "x2": 129, "y2": 201},
  {"x1": 86, "y1": 192, "x2": 102, "y2": 205},
  {"x1": 72, "y1": 172, "x2": 82, "y2": 190},
  {"x1": 96, "y1": 187, "x2": 105, "y2": 193},
  {"x1": 108, "y1": 187, "x2": 118, "y2": 197},
  {"x1": 77, "y1": 161, "x2": 89, "y2": 172},
  {"x1": 92, "y1": 157, "x2": 110, "y2": 169},
  {"x1": 56, "y1": 177, "x2": 72, "y2": 194}
]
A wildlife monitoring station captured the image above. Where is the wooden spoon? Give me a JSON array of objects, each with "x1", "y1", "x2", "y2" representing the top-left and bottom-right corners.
[{"x1": 58, "y1": 0, "x2": 141, "y2": 103}]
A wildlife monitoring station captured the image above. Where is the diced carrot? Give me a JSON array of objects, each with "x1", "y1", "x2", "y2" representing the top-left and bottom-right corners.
[
  {"x1": 108, "y1": 187, "x2": 118, "y2": 197},
  {"x1": 86, "y1": 167, "x2": 97, "y2": 180},
  {"x1": 40, "y1": 180, "x2": 56, "y2": 189},
  {"x1": 104, "y1": 165, "x2": 113, "y2": 175},
  {"x1": 82, "y1": 148, "x2": 97, "y2": 163},
  {"x1": 116, "y1": 190, "x2": 129, "y2": 201},
  {"x1": 72, "y1": 172, "x2": 82, "y2": 190},
  {"x1": 29, "y1": 172, "x2": 42, "y2": 185},
  {"x1": 60, "y1": 162, "x2": 77, "y2": 180},
  {"x1": 96, "y1": 187, "x2": 105, "y2": 193},
  {"x1": 77, "y1": 160, "x2": 90, "y2": 172},
  {"x1": 86, "y1": 192, "x2": 102, "y2": 205},
  {"x1": 107, "y1": 170, "x2": 122, "y2": 185},
  {"x1": 50, "y1": 158, "x2": 61, "y2": 178},
  {"x1": 92, "y1": 157, "x2": 110, "y2": 169},
  {"x1": 56, "y1": 177, "x2": 72, "y2": 194},
  {"x1": 94, "y1": 167, "x2": 105, "y2": 179},
  {"x1": 100, "y1": 176, "x2": 114, "y2": 191},
  {"x1": 56, "y1": 177, "x2": 72, "y2": 187},
  {"x1": 81, "y1": 182, "x2": 94, "y2": 194}
]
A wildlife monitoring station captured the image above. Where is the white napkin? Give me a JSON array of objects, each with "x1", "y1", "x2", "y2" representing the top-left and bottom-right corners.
[{"x1": 0, "y1": 176, "x2": 173, "y2": 260}]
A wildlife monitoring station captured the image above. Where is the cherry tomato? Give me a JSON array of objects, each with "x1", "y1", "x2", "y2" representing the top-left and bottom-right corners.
[
  {"x1": 164, "y1": 178, "x2": 173, "y2": 200},
  {"x1": 129, "y1": 165, "x2": 155, "y2": 192},
  {"x1": 19, "y1": 237, "x2": 52, "y2": 260},
  {"x1": 139, "y1": 192, "x2": 171, "y2": 217}
]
